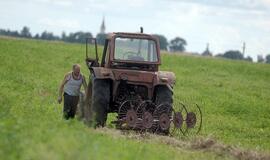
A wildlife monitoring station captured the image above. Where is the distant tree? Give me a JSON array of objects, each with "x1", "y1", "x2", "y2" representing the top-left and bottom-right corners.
[
  {"x1": 0, "y1": 27, "x2": 94, "y2": 43},
  {"x1": 84, "y1": 32, "x2": 93, "y2": 39},
  {"x1": 0, "y1": 29, "x2": 5, "y2": 35},
  {"x1": 73, "y1": 31, "x2": 93, "y2": 43},
  {"x1": 6, "y1": 29, "x2": 11, "y2": 35},
  {"x1": 266, "y1": 54, "x2": 270, "y2": 64},
  {"x1": 152, "y1": 34, "x2": 168, "y2": 50},
  {"x1": 20, "y1": 26, "x2": 31, "y2": 38},
  {"x1": 63, "y1": 31, "x2": 92, "y2": 43},
  {"x1": 222, "y1": 50, "x2": 243, "y2": 60},
  {"x1": 96, "y1": 33, "x2": 107, "y2": 45},
  {"x1": 244, "y1": 56, "x2": 253, "y2": 62},
  {"x1": 73, "y1": 31, "x2": 85, "y2": 43},
  {"x1": 40, "y1": 31, "x2": 48, "y2": 39},
  {"x1": 34, "y1": 33, "x2": 40, "y2": 39},
  {"x1": 0, "y1": 29, "x2": 20, "y2": 37},
  {"x1": 215, "y1": 53, "x2": 223, "y2": 57},
  {"x1": 65, "y1": 32, "x2": 74, "y2": 42},
  {"x1": 61, "y1": 32, "x2": 67, "y2": 41},
  {"x1": 83, "y1": 32, "x2": 93, "y2": 43},
  {"x1": 40, "y1": 31, "x2": 59, "y2": 40},
  {"x1": 257, "y1": 55, "x2": 264, "y2": 63},
  {"x1": 169, "y1": 37, "x2": 187, "y2": 52},
  {"x1": 10, "y1": 31, "x2": 20, "y2": 37}
]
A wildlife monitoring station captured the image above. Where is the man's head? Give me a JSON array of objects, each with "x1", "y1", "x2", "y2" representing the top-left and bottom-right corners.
[{"x1": 72, "y1": 64, "x2": 81, "y2": 76}]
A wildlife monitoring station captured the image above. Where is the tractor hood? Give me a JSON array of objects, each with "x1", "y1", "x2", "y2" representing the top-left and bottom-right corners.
[{"x1": 90, "y1": 67, "x2": 176, "y2": 87}]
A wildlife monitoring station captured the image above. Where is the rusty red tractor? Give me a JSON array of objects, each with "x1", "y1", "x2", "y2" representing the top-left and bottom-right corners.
[{"x1": 82, "y1": 30, "x2": 202, "y2": 136}]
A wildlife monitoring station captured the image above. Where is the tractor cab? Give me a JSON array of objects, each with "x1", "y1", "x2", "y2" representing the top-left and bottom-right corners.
[{"x1": 86, "y1": 32, "x2": 161, "y2": 71}]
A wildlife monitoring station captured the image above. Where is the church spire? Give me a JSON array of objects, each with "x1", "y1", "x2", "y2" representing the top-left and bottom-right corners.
[{"x1": 100, "y1": 16, "x2": 105, "y2": 34}]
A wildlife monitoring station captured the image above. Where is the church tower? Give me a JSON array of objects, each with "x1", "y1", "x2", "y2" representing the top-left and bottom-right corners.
[
  {"x1": 100, "y1": 16, "x2": 106, "y2": 34},
  {"x1": 202, "y1": 43, "x2": 212, "y2": 56}
]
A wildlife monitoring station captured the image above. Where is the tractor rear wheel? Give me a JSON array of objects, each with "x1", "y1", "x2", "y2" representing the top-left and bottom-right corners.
[
  {"x1": 91, "y1": 78, "x2": 110, "y2": 127},
  {"x1": 154, "y1": 86, "x2": 173, "y2": 135},
  {"x1": 81, "y1": 79, "x2": 93, "y2": 124}
]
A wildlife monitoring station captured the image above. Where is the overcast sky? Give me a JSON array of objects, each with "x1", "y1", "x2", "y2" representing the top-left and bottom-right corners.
[{"x1": 1, "y1": 0, "x2": 270, "y2": 60}]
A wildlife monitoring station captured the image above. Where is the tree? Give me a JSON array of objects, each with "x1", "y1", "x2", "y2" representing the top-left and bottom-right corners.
[
  {"x1": 63, "y1": 31, "x2": 92, "y2": 43},
  {"x1": 73, "y1": 31, "x2": 93, "y2": 43},
  {"x1": 215, "y1": 53, "x2": 223, "y2": 57},
  {"x1": 10, "y1": 31, "x2": 20, "y2": 37},
  {"x1": 257, "y1": 55, "x2": 264, "y2": 63},
  {"x1": 61, "y1": 32, "x2": 67, "y2": 41},
  {"x1": 73, "y1": 31, "x2": 85, "y2": 43},
  {"x1": 20, "y1": 26, "x2": 31, "y2": 38},
  {"x1": 244, "y1": 56, "x2": 253, "y2": 62},
  {"x1": 169, "y1": 37, "x2": 187, "y2": 52},
  {"x1": 0, "y1": 29, "x2": 20, "y2": 37},
  {"x1": 152, "y1": 34, "x2": 168, "y2": 50},
  {"x1": 266, "y1": 54, "x2": 270, "y2": 64},
  {"x1": 96, "y1": 33, "x2": 107, "y2": 45},
  {"x1": 34, "y1": 33, "x2": 40, "y2": 39},
  {"x1": 40, "y1": 31, "x2": 58, "y2": 40},
  {"x1": 222, "y1": 50, "x2": 243, "y2": 60},
  {"x1": 84, "y1": 32, "x2": 93, "y2": 39},
  {"x1": 0, "y1": 29, "x2": 5, "y2": 35}
]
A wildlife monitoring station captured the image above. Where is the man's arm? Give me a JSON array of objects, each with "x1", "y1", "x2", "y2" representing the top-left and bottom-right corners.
[{"x1": 58, "y1": 74, "x2": 69, "y2": 104}]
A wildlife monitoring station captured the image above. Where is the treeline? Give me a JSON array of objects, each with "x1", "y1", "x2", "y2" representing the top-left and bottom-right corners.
[
  {"x1": 1, "y1": 26, "x2": 270, "y2": 63},
  {"x1": 0, "y1": 26, "x2": 93, "y2": 44},
  {"x1": 215, "y1": 50, "x2": 253, "y2": 62},
  {"x1": 257, "y1": 54, "x2": 270, "y2": 64},
  {"x1": 0, "y1": 26, "x2": 188, "y2": 52},
  {"x1": 205, "y1": 49, "x2": 270, "y2": 63}
]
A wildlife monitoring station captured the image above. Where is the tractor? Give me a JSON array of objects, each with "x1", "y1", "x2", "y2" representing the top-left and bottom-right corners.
[{"x1": 81, "y1": 29, "x2": 202, "y2": 135}]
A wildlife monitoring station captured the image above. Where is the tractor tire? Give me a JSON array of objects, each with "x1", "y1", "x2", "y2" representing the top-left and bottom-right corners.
[
  {"x1": 154, "y1": 86, "x2": 173, "y2": 135},
  {"x1": 155, "y1": 85, "x2": 173, "y2": 105},
  {"x1": 79, "y1": 79, "x2": 93, "y2": 125},
  {"x1": 76, "y1": 92, "x2": 85, "y2": 120},
  {"x1": 91, "y1": 78, "x2": 110, "y2": 127}
]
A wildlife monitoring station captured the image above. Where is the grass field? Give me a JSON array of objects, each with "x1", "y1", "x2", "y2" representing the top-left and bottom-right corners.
[{"x1": 0, "y1": 36, "x2": 270, "y2": 160}]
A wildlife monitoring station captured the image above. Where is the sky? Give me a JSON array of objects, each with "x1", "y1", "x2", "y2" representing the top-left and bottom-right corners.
[{"x1": 1, "y1": 0, "x2": 270, "y2": 60}]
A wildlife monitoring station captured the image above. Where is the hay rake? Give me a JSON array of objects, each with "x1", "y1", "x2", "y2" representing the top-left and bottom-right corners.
[{"x1": 113, "y1": 100, "x2": 202, "y2": 136}]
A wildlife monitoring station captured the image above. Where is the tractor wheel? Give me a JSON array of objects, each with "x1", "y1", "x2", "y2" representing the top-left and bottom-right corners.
[
  {"x1": 154, "y1": 86, "x2": 173, "y2": 135},
  {"x1": 76, "y1": 92, "x2": 86, "y2": 120},
  {"x1": 91, "y1": 78, "x2": 110, "y2": 127},
  {"x1": 155, "y1": 86, "x2": 173, "y2": 105},
  {"x1": 80, "y1": 78, "x2": 93, "y2": 125}
]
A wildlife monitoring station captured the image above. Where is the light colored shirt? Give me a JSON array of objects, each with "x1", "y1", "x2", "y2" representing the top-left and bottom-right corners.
[{"x1": 64, "y1": 73, "x2": 83, "y2": 96}]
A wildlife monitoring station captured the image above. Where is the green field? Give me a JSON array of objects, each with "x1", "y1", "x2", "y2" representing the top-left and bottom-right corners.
[{"x1": 0, "y1": 36, "x2": 270, "y2": 160}]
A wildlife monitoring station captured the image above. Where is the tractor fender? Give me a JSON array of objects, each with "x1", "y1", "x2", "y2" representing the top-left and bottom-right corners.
[
  {"x1": 154, "y1": 71, "x2": 176, "y2": 92},
  {"x1": 90, "y1": 67, "x2": 115, "y2": 80}
]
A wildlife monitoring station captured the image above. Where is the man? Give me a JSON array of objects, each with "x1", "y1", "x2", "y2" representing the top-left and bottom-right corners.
[{"x1": 58, "y1": 64, "x2": 87, "y2": 119}]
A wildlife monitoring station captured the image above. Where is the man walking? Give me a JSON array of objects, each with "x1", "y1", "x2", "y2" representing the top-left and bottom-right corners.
[{"x1": 58, "y1": 64, "x2": 87, "y2": 119}]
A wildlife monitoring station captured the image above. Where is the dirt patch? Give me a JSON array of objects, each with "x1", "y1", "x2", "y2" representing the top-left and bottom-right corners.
[
  {"x1": 189, "y1": 137, "x2": 270, "y2": 160},
  {"x1": 95, "y1": 128, "x2": 270, "y2": 160}
]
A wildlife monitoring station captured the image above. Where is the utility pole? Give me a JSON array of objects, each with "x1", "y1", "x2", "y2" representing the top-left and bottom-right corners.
[{"x1": 242, "y1": 42, "x2": 246, "y2": 57}]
